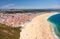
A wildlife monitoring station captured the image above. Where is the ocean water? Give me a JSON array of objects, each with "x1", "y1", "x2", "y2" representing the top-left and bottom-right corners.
[{"x1": 47, "y1": 13, "x2": 60, "y2": 39}]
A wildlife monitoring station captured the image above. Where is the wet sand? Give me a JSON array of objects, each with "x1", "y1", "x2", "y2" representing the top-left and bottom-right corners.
[{"x1": 20, "y1": 13, "x2": 58, "y2": 39}]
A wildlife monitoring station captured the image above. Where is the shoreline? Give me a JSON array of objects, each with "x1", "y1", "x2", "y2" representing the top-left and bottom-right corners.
[
  {"x1": 47, "y1": 13, "x2": 60, "y2": 39},
  {"x1": 20, "y1": 13, "x2": 57, "y2": 39}
]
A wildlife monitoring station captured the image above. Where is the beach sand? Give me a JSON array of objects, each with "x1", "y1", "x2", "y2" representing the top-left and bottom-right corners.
[{"x1": 20, "y1": 13, "x2": 57, "y2": 39}]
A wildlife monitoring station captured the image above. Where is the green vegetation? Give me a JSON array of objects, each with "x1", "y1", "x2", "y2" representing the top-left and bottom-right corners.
[
  {"x1": 0, "y1": 23, "x2": 21, "y2": 39},
  {"x1": 0, "y1": 9, "x2": 60, "y2": 14}
]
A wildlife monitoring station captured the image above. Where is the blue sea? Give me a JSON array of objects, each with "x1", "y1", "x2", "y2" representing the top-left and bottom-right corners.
[{"x1": 47, "y1": 13, "x2": 60, "y2": 39}]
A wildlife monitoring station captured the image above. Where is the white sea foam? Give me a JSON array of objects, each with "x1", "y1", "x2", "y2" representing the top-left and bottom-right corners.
[
  {"x1": 51, "y1": 23, "x2": 59, "y2": 39},
  {"x1": 47, "y1": 12, "x2": 60, "y2": 39},
  {"x1": 46, "y1": 12, "x2": 59, "y2": 20}
]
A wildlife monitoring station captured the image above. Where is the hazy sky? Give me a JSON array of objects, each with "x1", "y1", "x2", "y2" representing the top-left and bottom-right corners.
[{"x1": 0, "y1": 0, "x2": 60, "y2": 9}]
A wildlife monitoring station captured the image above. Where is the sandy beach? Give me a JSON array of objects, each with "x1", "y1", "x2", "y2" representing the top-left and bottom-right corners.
[{"x1": 20, "y1": 13, "x2": 58, "y2": 39}]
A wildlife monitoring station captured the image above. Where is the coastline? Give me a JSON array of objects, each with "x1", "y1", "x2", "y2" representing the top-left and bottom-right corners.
[
  {"x1": 47, "y1": 13, "x2": 60, "y2": 39},
  {"x1": 20, "y1": 13, "x2": 57, "y2": 39},
  {"x1": 47, "y1": 20, "x2": 59, "y2": 39}
]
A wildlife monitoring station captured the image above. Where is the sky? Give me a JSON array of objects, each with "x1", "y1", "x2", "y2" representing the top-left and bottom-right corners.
[{"x1": 0, "y1": 0, "x2": 60, "y2": 9}]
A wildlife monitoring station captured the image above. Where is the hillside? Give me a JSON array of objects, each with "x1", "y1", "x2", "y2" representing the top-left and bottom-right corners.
[{"x1": 0, "y1": 23, "x2": 21, "y2": 39}]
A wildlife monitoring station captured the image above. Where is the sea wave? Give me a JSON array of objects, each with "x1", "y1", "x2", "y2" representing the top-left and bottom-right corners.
[{"x1": 47, "y1": 13, "x2": 60, "y2": 39}]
